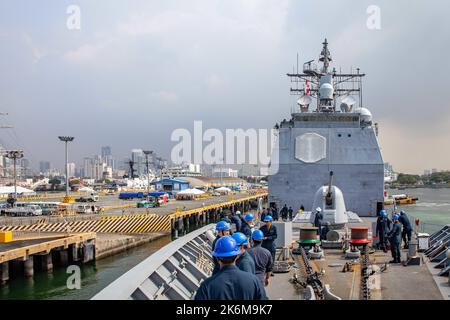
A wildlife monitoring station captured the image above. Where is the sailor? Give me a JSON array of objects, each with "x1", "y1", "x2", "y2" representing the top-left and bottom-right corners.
[
  {"x1": 260, "y1": 207, "x2": 267, "y2": 222},
  {"x1": 387, "y1": 213, "x2": 402, "y2": 263},
  {"x1": 247, "y1": 230, "x2": 273, "y2": 287},
  {"x1": 376, "y1": 210, "x2": 388, "y2": 252},
  {"x1": 240, "y1": 213, "x2": 254, "y2": 239},
  {"x1": 271, "y1": 205, "x2": 279, "y2": 221},
  {"x1": 281, "y1": 204, "x2": 288, "y2": 220},
  {"x1": 398, "y1": 210, "x2": 413, "y2": 249},
  {"x1": 219, "y1": 211, "x2": 232, "y2": 224},
  {"x1": 212, "y1": 221, "x2": 232, "y2": 275},
  {"x1": 313, "y1": 207, "x2": 323, "y2": 235},
  {"x1": 230, "y1": 210, "x2": 242, "y2": 233},
  {"x1": 288, "y1": 206, "x2": 294, "y2": 221},
  {"x1": 231, "y1": 232, "x2": 256, "y2": 274},
  {"x1": 300, "y1": 205, "x2": 305, "y2": 211},
  {"x1": 259, "y1": 215, "x2": 278, "y2": 275},
  {"x1": 321, "y1": 221, "x2": 330, "y2": 240},
  {"x1": 195, "y1": 236, "x2": 267, "y2": 300}
]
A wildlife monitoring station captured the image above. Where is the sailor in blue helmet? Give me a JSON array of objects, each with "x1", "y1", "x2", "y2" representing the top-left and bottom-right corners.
[
  {"x1": 259, "y1": 215, "x2": 278, "y2": 276},
  {"x1": 376, "y1": 210, "x2": 388, "y2": 252},
  {"x1": 230, "y1": 210, "x2": 242, "y2": 232},
  {"x1": 212, "y1": 221, "x2": 231, "y2": 275},
  {"x1": 247, "y1": 229, "x2": 273, "y2": 287},
  {"x1": 239, "y1": 213, "x2": 254, "y2": 238},
  {"x1": 387, "y1": 213, "x2": 402, "y2": 263},
  {"x1": 231, "y1": 232, "x2": 255, "y2": 274},
  {"x1": 194, "y1": 236, "x2": 267, "y2": 300},
  {"x1": 398, "y1": 210, "x2": 413, "y2": 249}
]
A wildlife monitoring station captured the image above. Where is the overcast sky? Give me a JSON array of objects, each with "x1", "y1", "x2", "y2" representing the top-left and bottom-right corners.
[{"x1": 0, "y1": 0, "x2": 449, "y2": 174}]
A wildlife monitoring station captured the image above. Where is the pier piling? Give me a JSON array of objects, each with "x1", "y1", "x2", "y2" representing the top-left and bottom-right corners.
[
  {"x1": 24, "y1": 256, "x2": 34, "y2": 278},
  {"x1": 0, "y1": 262, "x2": 9, "y2": 284}
]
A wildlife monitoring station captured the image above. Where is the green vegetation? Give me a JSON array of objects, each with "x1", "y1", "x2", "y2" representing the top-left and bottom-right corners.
[
  {"x1": 424, "y1": 171, "x2": 450, "y2": 184},
  {"x1": 397, "y1": 173, "x2": 420, "y2": 185},
  {"x1": 395, "y1": 171, "x2": 450, "y2": 186}
]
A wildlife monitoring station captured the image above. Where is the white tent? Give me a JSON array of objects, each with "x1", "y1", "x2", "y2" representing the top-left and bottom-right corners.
[
  {"x1": 178, "y1": 188, "x2": 205, "y2": 195},
  {"x1": 216, "y1": 187, "x2": 231, "y2": 193},
  {"x1": 0, "y1": 186, "x2": 36, "y2": 196},
  {"x1": 78, "y1": 186, "x2": 96, "y2": 193}
]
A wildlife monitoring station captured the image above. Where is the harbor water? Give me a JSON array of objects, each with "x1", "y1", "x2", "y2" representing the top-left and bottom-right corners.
[
  {"x1": 386, "y1": 188, "x2": 450, "y2": 234},
  {"x1": 0, "y1": 188, "x2": 448, "y2": 300}
]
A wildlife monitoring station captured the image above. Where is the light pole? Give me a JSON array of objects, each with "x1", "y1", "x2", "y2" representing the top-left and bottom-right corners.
[
  {"x1": 143, "y1": 150, "x2": 152, "y2": 202},
  {"x1": 5, "y1": 150, "x2": 24, "y2": 206},
  {"x1": 58, "y1": 136, "x2": 74, "y2": 201}
]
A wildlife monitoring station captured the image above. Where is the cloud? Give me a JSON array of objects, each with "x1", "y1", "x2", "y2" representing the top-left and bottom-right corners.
[{"x1": 149, "y1": 91, "x2": 179, "y2": 104}]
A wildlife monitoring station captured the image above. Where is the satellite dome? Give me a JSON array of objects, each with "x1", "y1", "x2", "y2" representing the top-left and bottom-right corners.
[
  {"x1": 319, "y1": 83, "x2": 334, "y2": 100},
  {"x1": 359, "y1": 107, "x2": 373, "y2": 123},
  {"x1": 340, "y1": 96, "x2": 356, "y2": 112}
]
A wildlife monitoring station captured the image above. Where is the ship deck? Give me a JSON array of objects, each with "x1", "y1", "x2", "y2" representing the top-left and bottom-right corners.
[{"x1": 266, "y1": 217, "x2": 448, "y2": 300}]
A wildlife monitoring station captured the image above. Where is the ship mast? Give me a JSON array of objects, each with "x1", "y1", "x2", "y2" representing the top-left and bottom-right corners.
[{"x1": 287, "y1": 39, "x2": 365, "y2": 114}]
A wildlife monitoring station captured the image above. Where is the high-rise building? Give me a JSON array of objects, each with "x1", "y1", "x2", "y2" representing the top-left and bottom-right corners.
[
  {"x1": 101, "y1": 146, "x2": 111, "y2": 158},
  {"x1": 432, "y1": 168, "x2": 438, "y2": 174},
  {"x1": 39, "y1": 161, "x2": 51, "y2": 173},
  {"x1": 68, "y1": 162, "x2": 76, "y2": 177},
  {"x1": 101, "y1": 146, "x2": 115, "y2": 170},
  {"x1": 131, "y1": 149, "x2": 145, "y2": 177}
]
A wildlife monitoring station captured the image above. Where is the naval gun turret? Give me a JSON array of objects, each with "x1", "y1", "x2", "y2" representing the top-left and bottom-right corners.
[{"x1": 293, "y1": 172, "x2": 362, "y2": 229}]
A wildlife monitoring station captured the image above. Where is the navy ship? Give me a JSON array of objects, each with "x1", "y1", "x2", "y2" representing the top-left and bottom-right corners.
[
  {"x1": 268, "y1": 39, "x2": 384, "y2": 218},
  {"x1": 93, "y1": 40, "x2": 449, "y2": 301}
]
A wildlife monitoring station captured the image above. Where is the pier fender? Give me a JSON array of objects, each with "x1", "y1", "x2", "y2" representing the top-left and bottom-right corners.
[{"x1": 323, "y1": 284, "x2": 342, "y2": 300}]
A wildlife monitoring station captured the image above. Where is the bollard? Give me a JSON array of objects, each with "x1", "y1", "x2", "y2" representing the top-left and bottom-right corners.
[{"x1": 408, "y1": 239, "x2": 418, "y2": 258}]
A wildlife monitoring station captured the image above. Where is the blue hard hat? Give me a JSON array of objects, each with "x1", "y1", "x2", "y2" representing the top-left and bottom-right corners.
[
  {"x1": 392, "y1": 213, "x2": 399, "y2": 219},
  {"x1": 380, "y1": 209, "x2": 386, "y2": 216},
  {"x1": 216, "y1": 220, "x2": 231, "y2": 231},
  {"x1": 264, "y1": 215, "x2": 273, "y2": 222},
  {"x1": 252, "y1": 229, "x2": 264, "y2": 240},
  {"x1": 212, "y1": 236, "x2": 242, "y2": 258},
  {"x1": 231, "y1": 232, "x2": 249, "y2": 246},
  {"x1": 244, "y1": 213, "x2": 254, "y2": 221}
]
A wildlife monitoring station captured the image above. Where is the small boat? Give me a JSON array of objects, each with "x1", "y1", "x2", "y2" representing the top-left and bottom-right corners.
[{"x1": 384, "y1": 194, "x2": 418, "y2": 205}]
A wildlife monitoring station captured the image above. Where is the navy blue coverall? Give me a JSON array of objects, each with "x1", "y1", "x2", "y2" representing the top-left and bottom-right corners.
[
  {"x1": 194, "y1": 265, "x2": 267, "y2": 300},
  {"x1": 398, "y1": 212, "x2": 412, "y2": 248},
  {"x1": 388, "y1": 221, "x2": 402, "y2": 262},
  {"x1": 247, "y1": 243, "x2": 273, "y2": 286},
  {"x1": 236, "y1": 251, "x2": 256, "y2": 274},
  {"x1": 313, "y1": 211, "x2": 323, "y2": 235},
  {"x1": 240, "y1": 221, "x2": 252, "y2": 239},
  {"x1": 259, "y1": 224, "x2": 278, "y2": 269},
  {"x1": 376, "y1": 216, "x2": 389, "y2": 251},
  {"x1": 211, "y1": 236, "x2": 221, "y2": 275},
  {"x1": 230, "y1": 215, "x2": 242, "y2": 233}
]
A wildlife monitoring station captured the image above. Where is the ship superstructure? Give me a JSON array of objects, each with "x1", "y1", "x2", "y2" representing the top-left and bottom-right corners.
[{"x1": 268, "y1": 39, "x2": 384, "y2": 216}]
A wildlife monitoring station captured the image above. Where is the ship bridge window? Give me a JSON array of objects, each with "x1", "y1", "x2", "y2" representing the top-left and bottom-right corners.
[
  {"x1": 348, "y1": 134, "x2": 351, "y2": 137},
  {"x1": 338, "y1": 134, "x2": 342, "y2": 137}
]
